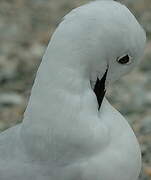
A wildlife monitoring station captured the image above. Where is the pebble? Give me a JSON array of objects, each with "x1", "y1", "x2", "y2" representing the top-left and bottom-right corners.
[{"x1": 0, "y1": 93, "x2": 24, "y2": 106}]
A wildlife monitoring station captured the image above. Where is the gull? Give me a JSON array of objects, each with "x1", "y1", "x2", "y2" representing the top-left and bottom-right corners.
[{"x1": 0, "y1": 0, "x2": 146, "y2": 180}]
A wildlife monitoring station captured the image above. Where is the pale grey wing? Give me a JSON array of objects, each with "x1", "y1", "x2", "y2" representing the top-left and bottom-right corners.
[
  {"x1": 0, "y1": 125, "x2": 24, "y2": 160},
  {"x1": 0, "y1": 125, "x2": 52, "y2": 180}
]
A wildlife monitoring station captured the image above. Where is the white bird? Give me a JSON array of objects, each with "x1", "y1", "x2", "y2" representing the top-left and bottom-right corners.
[{"x1": 0, "y1": 0, "x2": 146, "y2": 180}]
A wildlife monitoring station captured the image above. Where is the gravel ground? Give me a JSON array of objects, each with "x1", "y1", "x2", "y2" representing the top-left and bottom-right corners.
[{"x1": 0, "y1": 0, "x2": 151, "y2": 179}]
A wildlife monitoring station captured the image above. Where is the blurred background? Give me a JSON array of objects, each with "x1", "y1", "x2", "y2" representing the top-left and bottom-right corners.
[{"x1": 0, "y1": 0, "x2": 150, "y2": 179}]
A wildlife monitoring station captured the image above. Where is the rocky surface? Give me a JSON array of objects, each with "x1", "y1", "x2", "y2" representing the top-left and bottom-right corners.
[{"x1": 0, "y1": 0, "x2": 150, "y2": 179}]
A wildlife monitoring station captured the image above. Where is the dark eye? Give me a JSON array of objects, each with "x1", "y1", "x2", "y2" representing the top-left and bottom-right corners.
[{"x1": 117, "y1": 54, "x2": 132, "y2": 65}]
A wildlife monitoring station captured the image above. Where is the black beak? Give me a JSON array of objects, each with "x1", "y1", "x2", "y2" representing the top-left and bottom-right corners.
[{"x1": 93, "y1": 68, "x2": 108, "y2": 110}]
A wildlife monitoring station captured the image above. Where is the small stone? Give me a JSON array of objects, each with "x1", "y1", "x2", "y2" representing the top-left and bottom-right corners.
[
  {"x1": 144, "y1": 165, "x2": 151, "y2": 177},
  {"x1": 140, "y1": 117, "x2": 151, "y2": 135},
  {"x1": 0, "y1": 93, "x2": 24, "y2": 106}
]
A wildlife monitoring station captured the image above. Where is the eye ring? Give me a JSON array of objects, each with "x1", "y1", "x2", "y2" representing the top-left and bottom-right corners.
[{"x1": 116, "y1": 54, "x2": 132, "y2": 65}]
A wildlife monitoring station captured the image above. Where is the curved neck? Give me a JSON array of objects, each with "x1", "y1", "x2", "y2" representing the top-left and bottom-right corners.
[
  {"x1": 20, "y1": 17, "x2": 109, "y2": 161},
  {"x1": 22, "y1": 20, "x2": 107, "y2": 128},
  {"x1": 22, "y1": 41, "x2": 97, "y2": 125}
]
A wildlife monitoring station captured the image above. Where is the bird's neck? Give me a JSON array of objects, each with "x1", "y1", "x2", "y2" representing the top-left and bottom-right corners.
[
  {"x1": 20, "y1": 41, "x2": 102, "y2": 161},
  {"x1": 19, "y1": 25, "x2": 111, "y2": 161},
  {"x1": 22, "y1": 39, "x2": 99, "y2": 127}
]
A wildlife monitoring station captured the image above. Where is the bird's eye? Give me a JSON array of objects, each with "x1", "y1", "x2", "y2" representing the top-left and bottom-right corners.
[{"x1": 117, "y1": 54, "x2": 132, "y2": 65}]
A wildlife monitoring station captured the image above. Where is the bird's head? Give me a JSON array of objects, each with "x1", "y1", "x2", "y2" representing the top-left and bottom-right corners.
[{"x1": 52, "y1": 1, "x2": 146, "y2": 109}]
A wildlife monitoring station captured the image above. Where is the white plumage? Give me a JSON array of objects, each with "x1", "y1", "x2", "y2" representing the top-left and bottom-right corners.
[{"x1": 0, "y1": 1, "x2": 146, "y2": 180}]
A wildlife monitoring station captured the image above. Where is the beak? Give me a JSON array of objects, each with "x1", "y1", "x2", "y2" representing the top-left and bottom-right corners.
[{"x1": 94, "y1": 68, "x2": 108, "y2": 110}]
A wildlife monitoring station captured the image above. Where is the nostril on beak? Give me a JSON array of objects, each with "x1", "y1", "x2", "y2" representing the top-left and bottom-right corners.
[{"x1": 94, "y1": 68, "x2": 108, "y2": 110}]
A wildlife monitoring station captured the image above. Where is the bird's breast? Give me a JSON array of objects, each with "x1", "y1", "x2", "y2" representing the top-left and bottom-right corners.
[{"x1": 92, "y1": 98, "x2": 142, "y2": 180}]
